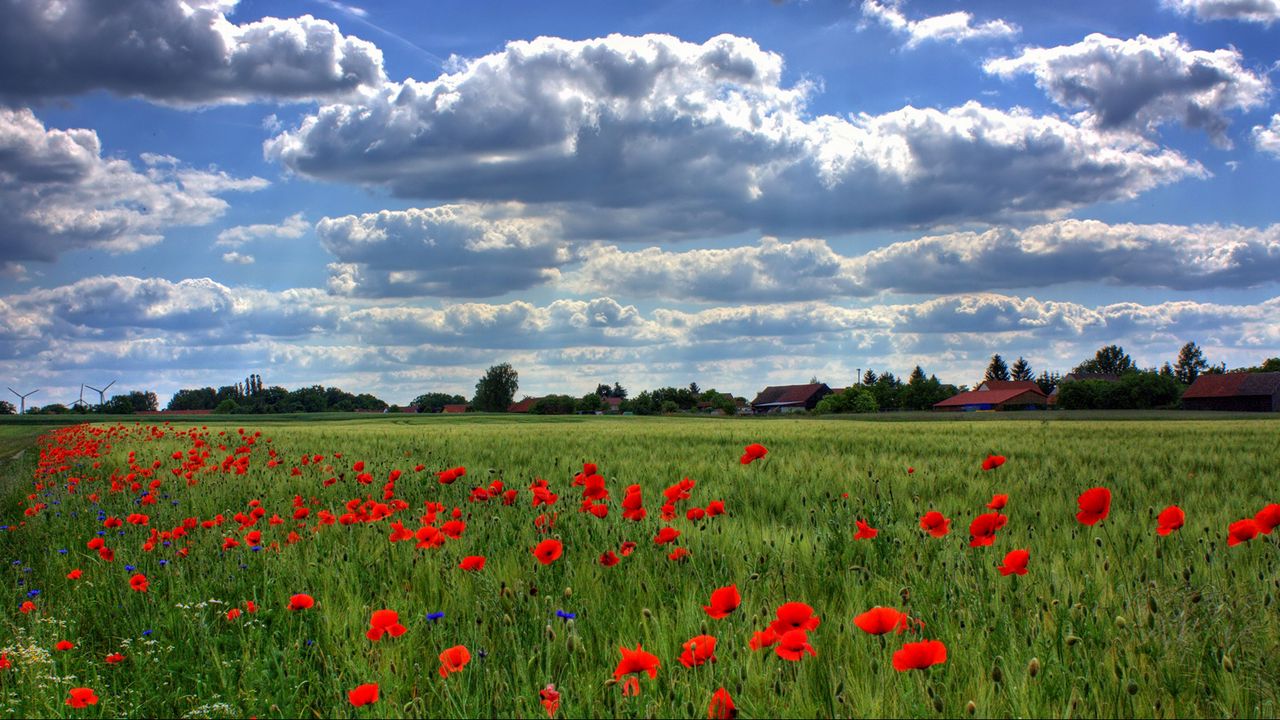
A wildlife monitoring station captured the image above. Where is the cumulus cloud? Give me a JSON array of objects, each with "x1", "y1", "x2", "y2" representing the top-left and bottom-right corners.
[
  {"x1": 1162, "y1": 0, "x2": 1280, "y2": 24},
  {"x1": 0, "y1": 0, "x2": 385, "y2": 106},
  {"x1": 215, "y1": 213, "x2": 309, "y2": 248},
  {"x1": 222, "y1": 251, "x2": 255, "y2": 264},
  {"x1": 316, "y1": 205, "x2": 571, "y2": 297},
  {"x1": 860, "y1": 0, "x2": 1018, "y2": 49},
  {"x1": 0, "y1": 109, "x2": 268, "y2": 263},
  {"x1": 985, "y1": 33, "x2": 1269, "y2": 146},
  {"x1": 1254, "y1": 113, "x2": 1280, "y2": 156},
  {"x1": 266, "y1": 34, "x2": 1201, "y2": 238}
]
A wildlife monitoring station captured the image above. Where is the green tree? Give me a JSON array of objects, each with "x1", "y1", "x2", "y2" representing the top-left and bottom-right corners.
[
  {"x1": 473, "y1": 363, "x2": 519, "y2": 412},
  {"x1": 168, "y1": 387, "x2": 217, "y2": 411},
  {"x1": 1010, "y1": 356, "x2": 1033, "y2": 381},
  {"x1": 1035, "y1": 371, "x2": 1060, "y2": 395},
  {"x1": 530, "y1": 395, "x2": 576, "y2": 415},
  {"x1": 985, "y1": 354, "x2": 1011, "y2": 382},
  {"x1": 1173, "y1": 341, "x2": 1208, "y2": 384},
  {"x1": 214, "y1": 398, "x2": 239, "y2": 414},
  {"x1": 0, "y1": 400, "x2": 14, "y2": 415},
  {"x1": 815, "y1": 386, "x2": 878, "y2": 414},
  {"x1": 1074, "y1": 345, "x2": 1136, "y2": 375},
  {"x1": 861, "y1": 369, "x2": 878, "y2": 386},
  {"x1": 577, "y1": 393, "x2": 605, "y2": 413},
  {"x1": 411, "y1": 392, "x2": 466, "y2": 413}
]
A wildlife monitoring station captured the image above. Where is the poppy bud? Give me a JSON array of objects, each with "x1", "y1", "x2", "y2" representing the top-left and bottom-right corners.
[
  {"x1": 1066, "y1": 635, "x2": 1081, "y2": 646},
  {"x1": 1147, "y1": 596, "x2": 1158, "y2": 614},
  {"x1": 1222, "y1": 655, "x2": 1234, "y2": 672},
  {"x1": 900, "y1": 587, "x2": 910, "y2": 603},
  {"x1": 502, "y1": 613, "x2": 513, "y2": 625},
  {"x1": 1027, "y1": 658, "x2": 1040, "y2": 678},
  {"x1": 1126, "y1": 681, "x2": 1138, "y2": 695},
  {"x1": 991, "y1": 664, "x2": 1003, "y2": 684},
  {"x1": 1115, "y1": 616, "x2": 1127, "y2": 629},
  {"x1": 1094, "y1": 537, "x2": 1103, "y2": 547},
  {"x1": 933, "y1": 697, "x2": 944, "y2": 713},
  {"x1": 965, "y1": 701, "x2": 976, "y2": 715},
  {"x1": 1189, "y1": 591, "x2": 1201, "y2": 603},
  {"x1": 563, "y1": 587, "x2": 572, "y2": 598},
  {"x1": 545, "y1": 624, "x2": 555, "y2": 641},
  {"x1": 566, "y1": 634, "x2": 580, "y2": 653},
  {"x1": 641, "y1": 608, "x2": 652, "y2": 620}
]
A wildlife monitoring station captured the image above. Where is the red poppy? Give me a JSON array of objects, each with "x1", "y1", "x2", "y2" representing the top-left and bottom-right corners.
[
  {"x1": 679, "y1": 634, "x2": 718, "y2": 668},
  {"x1": 65, "y1": 688, "x2": 99, "y2": 708},
  {"x1": 128, "y1": 574, "x2": 148, "y2": 592},
  {"x1": 986, "y1": 494, "x2": 1008, "y2": 510},
  {"x1": 441, "y1": 520, "x2": 466, "y2": 539},
  {"x1": 854, "y1": 519, "x2": 878, "y2": 540},
  {"x1": 104, "y1": 652, "x2": 125, "y2": 664},
  {"x1": 968, "y1": 512, "x2": 1008, "y2": 547},
  {"x1": 288, "y1": 593, "x2": 315, "y2": 611},
  {"x1": 705, "y1": 500, "x2": 726, "y2": 516},
  {"x1": 599, "y1": 550, "x2": 620, "y2": 567},
  {"x1": 854, "y1": 607, "x2": 911, "y2": 635},
  {"x1": 769, "y1": 602, "x2": 821, "y2": 634},
  {"x1": 998, "y1": 549, "x2": 1030, "y2": 576},
  {"x1": 619, "y1": 541, "x2": 637, "y2": 557},
  {"x1": 654, "y1": 527, "x2": 681, "y2": 545},
  {"x1": 982, "y1": 454, "x2": 1006, "y2": 471},
  {"x1": 708, "y1": 687, "x2": 736, "y2": 720},
  {"x1": 1228, "y1": 518, "x2": 1260, "y2": 547},
  {"x1": 0, "y1": 653, "x2": 10, "y2": 669},
  {"x1": 775, "y1": 629, "x2": 817, "y2": 661},
  {"x1": 367, "y1": 609, "x2": 407, "y2": 641},
  {"x1": 532, "y1": 539, "x2": 563, "y2": 565},
  {"x1": 740, "y1": 443, "x2": 768, "y2": 465},
  {"x1": 613, "y1": 644, "x2": 660, "y2": 689},
  {"x1": 703, "y1": 585, "x2": 741, "y2": 619},
  {"x1": 55, "y1": 640, "x2": 75, "y2": 651},
  {"x1": 892, "y1": 639, "x2": 947, "y2": 671},
  {"x1": 1075, "y1": 487, "x2": 1111, "y2": 526},
  {"x1": 226, "y1": 608, "x2": 242, "y2": 621},
  {"x1": 907, "y1": 466, "x2": 915, "y2": 474},
  {"x1": 19, "y1": 601, "x2": 34, "y2": 614},
  {"x1": 459, "y1": 556, "x2": 486, "y2": 572},
  {"x1": 668, "y1": 547, "x2": 691, "y2": 562},
  {"x1": 919, "y1": 510, "x2": 950, "y2": 537},
  {"x1": 749, "y1": 628, "x2": 778, "y2": 650},
  {"x1": 1254, "y1": 503, "x2": 1280, "y2": 534},
  {"x1": 67, "y1": 568, "x2": 83, "y2": 580},
  {"x1": 388, "y1": 521, "x2": 414, "y2": 543},
  {"x1": 438, "y1": 645, "x2": 471, "y2": 678},
  {"x1": 1156, "y1": 506, "x2": 1185, "y2": 536},
  {"x1": 348, "y1": 683, "x2": 379, "y2": 707},
  {"x1": 415, "y1": 525, "x2": 445, "y2": 549},
  {"x1": 540, "y1": 685, "x2": 561, "y2": 718}
]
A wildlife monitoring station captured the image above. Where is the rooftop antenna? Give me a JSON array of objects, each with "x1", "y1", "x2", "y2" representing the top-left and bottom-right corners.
[
  {"x1": 84, "y1": 380, "x2": 116, "y2": 408},
  {"x1": 7, "y1": 387, "x2": 39, "y2": 415}
]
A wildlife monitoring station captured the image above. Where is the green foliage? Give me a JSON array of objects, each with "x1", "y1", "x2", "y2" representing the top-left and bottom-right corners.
[
  {"x1": 1074, "y1": 344, "x2": 1137, "y2": 375},
  {"x1": 985, "y1": 354, "x2": 1011, "y2": 382},
  {"x1": 0, "y1": 400, "x2": 14, "y2": 415},
  {"x1": 103, "y1": 390, "x2": 158, "y2": 414},
  {"x1": 213, "y1": 398, "x2": 239, "y2": 414},
  {"x1": 1010, "y1": 356, "x2": 1033, "y2": 381},
  {"x1": 814, "y1": 385, "x2": 879, "y2": 414},
  {"x1": 169, "y1": 383, "x2": 387, "y2": 413},
  {"x1": 411, "y1": 392, "x2": 467, "y2": 414},
  {"x1": 529, "y1": 395, "x2": 577, "y2": 415},
  {"x1": 1056, "y1": 373, "x2": 1182, "y2": 410},
  {"x1": 473, "y1": 363, "x2": 519, "y2": 412},
  {"x1": 1174, "y1": 342, "x2": 1209, "y2": 385},
  {"x1": 576, "y1": 393, "x2": 605, "y2": 414}
]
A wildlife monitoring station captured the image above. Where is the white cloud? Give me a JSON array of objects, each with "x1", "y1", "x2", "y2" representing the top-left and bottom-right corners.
[
  {"x1": 315, "y1": 204, "x2": 571, "y2": 297},
  {"x1": 0, "y1": 0, "x2": 385, "y2": 106},
  {"x1": 215, "y1": 213, "x2": 309, "y2": 248},
  {"x1": 266, "y1": 34, "x2": 1200, "y2": 237},
  {"x1": 221, "y1": 251, "x2": 255, "y2": 264},
  {"x1": 985, "y1": 33, "x2": 1269, "y2": 146},
  {"x1": 861, "y1": 1, "x2": 1019, "y2": 49},
  {"x1": 0, "y1": 108, "x2": 268, "y2": 263},
  {"x1": 1162, "y1": 0, "x2": 1280, "y2": 24},
  {"x1": 1254, "y1": 113, "x2": 1280, "y2": 156}
]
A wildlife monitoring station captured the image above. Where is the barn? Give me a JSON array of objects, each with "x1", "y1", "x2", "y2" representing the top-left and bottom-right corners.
[
  {"x1": 750, "y1": 383, "x2": 832, "y2": 414},
  {"x1": 934, "y1": 380, "x2": 1047, "y2": 412},
  {"x1": 441, "y1": 404, "x2": 470, "y2": 414},
  {"x1": 1181, "y1": 373, "x2": 1280, "y2": 412}
]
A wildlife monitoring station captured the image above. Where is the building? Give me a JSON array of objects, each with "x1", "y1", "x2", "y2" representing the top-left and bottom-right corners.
[
  {"x1": 508, "y1": 397, "x2": 541, "y2": 413},
  {"x1": 750, "y1": 384, "x2": 832, "y2": 414},
  {"x1": 1181, "y1": 372, "x2": 1280, "y2": 412},
  {"x1": 441, "y1": 404, "x2": 470, "y2": 414},
  {"x1": 934, "y1": 380, "x2": 1047, "y2": 412},
  {"x1": 603, "y1": 397, "x2": 624, "y2": 413}
]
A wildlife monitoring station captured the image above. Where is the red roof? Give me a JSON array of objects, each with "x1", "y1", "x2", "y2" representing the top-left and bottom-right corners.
[
  {"x1": 442, "y1": 404, "x2": 469, "y2": 413},
  {"x1": 935, "y1": 388, "x2": 1047, "y2": 408},
  {"x1": 977, "y1": 380, "x2": 1046, "y2": 396},
  {"x1": 751, "y1": 384, "x2": 830, "y2": 406},
  {"x1": 508, "y1": 397, "x2": 540, "y2": 413},
  {"x1": 1182, "y1": 372, "x2": 1280, "y2": 399}
]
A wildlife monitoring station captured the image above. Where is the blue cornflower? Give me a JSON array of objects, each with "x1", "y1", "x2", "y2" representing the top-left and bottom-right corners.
[
  {"x1": 27, "y1": 589, "x2": 40, "y2": 598},
  {"x1": 426, "y1": 612, "x2": 445, "y2": 623},
  {"x1": 555, "y1": 610, "x2": 576, "y2": 621},
  {"x1": 58, "y1": 549, "x2": 68, "y2": 554},
  {"x1": 142, "y1": 629, "x2": 152, "y2": 636},
  {"x1": 125, "y1": 565, "x2": 136, "y2": 572}
]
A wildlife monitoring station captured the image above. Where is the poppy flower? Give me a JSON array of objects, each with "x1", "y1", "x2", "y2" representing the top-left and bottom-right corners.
[
  {"x1": 1228, "y1": 518, "x2": 1260, "y2": 547},
  {"x1": 919, "y1": 511, "x2": 950, "y2": 537},
  {"x1": 708, "y1": 687, "x2": 736, "y2": 720},
  {"x1": 892, "y1": 639, "x2": 947, "y2": 671},
  {"x1": 986, "y1": 494, "x2": 1008, "y2": 510},
  {"x1": 982, "y1": 454, "x2": 1006, "y2": 471},
  {"x1": 1254, "y1": 503, "x2": 1280, "y2": 534},
  {"x1": 459, "y1": 556, "x2": 486, "y2": 572},
  {"x1": 1156, "y1": 506, "x2": 1185, "y2": 536},
  {"x1": 55, "y1": 640, "x2": 75, "y2": 651},
  {"x1": 348, "y1": 683, "x2": 379, "y2": 707},
  {"x1": 703, "y1": 585, "x2": 741, "y2": 619},
  {"x1": 226, "y1": 608, "x2": 242, "y2": 621},
  {"x1": 288, "y1": 593, "x2": 315, "y2": 611},
  {"x1": 654, "y1": 527, "x2": 681, "y2": 545},
  {"x1": 854, "y1": 519, "x2": 878, "y2": 540},
  {"x1": 619, "y1": 541, "x2": 637, "y2": 557},
  {"x1": 1075, "y1": 487, "x2": 1111, "y2": 526},
  {"x1": 749, "y1": 628, "x2": 778, "y2": 650},
  {"x1": 0, "y1": 653, "x2": 10, "y2": 669},
  {"x1": 540, "y1": 685, "x2": 561, "y2": 718},
  {"x1": 65, "y1": 688, "x2": 99, "y2": 708},
  {"x1": 968, "y1": 513, "x2": 1008, "y2": 547},
  {"x1": 769, "y1": 602, "x2": 821, "y2": 634},
  {"x1": 67, "y1": 568, "x2": 83, "y2": 580},
  {"x1": 774, "y1": 629, "x2": 817, "y2": 661},
  {"x1": 705, "y1": 500, "x2": 726, "y2": 517},
  {"x1": 907, "y1": 466, "x2": 915, "y2": 474},
  {"x1": 104, "y1": 652, "x2": 125, "y2": 664},
  {"x1": 438, "y1": 644, "x2": 471, "y2": 678},
  {"x1": 599, "y1": 550, "x2": 620, "y2": 567},
  {"x1": 679, "y1": 634, "x2": 718, "y2": 668},
  {"x1": 668, "y1": 547, "x2": 691, "y2": 562},
  {"x1": 854, "y1": 607, "x2": 911, "y2": 635},
  {"x1": 367, "y1": 610, "x2": 408, "y2": 641},
  {"x1": 740, "y1": 443, "x2": 768, "y2": 465},
  {"x1": 19, "y1": 601, "x2": 34, "y2": 614},
  {"x1": 415, "y1": 525, "x2": 445, "y2": 549},
  {"x1": 613, "y1": 644, "x2": 660, "y2": 688},
  {"x1": 532, "y1": 539, "x2": 563, "y2": 565},
  {"x1": 128, "y1": 573, "x2": 149, "y2": 592},
  {"x1": 998, "y1": 549, "x2": 1030, "y2": 576}
]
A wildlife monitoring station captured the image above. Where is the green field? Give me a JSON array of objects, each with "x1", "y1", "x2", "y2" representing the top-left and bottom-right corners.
[{"x1": 1, "y1": 415, "x2": 1278, "y2": 718}]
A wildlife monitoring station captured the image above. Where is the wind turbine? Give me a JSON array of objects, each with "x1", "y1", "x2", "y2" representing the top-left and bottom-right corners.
[
  {"x1": 7, "y1": 387, "x2": 39, "y2": 415},
  {"x1": 84, "y1": 380, "x2": 116, "y2": 408},
  {"x1": 70, "y1": 384, "x2": 88, "y2": 411}
]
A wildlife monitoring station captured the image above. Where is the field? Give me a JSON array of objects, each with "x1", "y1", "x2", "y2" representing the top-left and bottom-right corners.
[{"x1": 1, "y1": 414, "x2": 1278, "y2": 718}]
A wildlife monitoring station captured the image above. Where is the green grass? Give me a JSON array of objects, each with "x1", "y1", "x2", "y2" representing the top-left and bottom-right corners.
[{"x1": 1, "y1": 415, "x2": 1278, "y2": 718}]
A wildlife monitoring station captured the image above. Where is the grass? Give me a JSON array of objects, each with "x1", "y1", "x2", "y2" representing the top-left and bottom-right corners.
[{"x1": 1, "y1": 414, "x2": 1278, "y2": 718}]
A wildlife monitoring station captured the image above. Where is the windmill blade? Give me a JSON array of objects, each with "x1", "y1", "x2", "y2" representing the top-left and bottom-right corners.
[{"x1": 103, "y1": 380, "x2": 116, "y2": 392}]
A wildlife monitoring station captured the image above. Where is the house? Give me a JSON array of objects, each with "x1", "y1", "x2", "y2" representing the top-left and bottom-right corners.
[
  {"x1": 934, "y1": 380, "x2": 1047, "y2": 412},
  {"x1": 508, "y1": 397, "x2": 541, "y2": 413},
  {"x1": 750, "y1": 384, "x2": 832, "y2": 414},
  {"x1": 603, "y1": 397, "x2": 624, "y2": 413},
  {"x1": 1181, "y1": 372, "x2": 1280, "y2": 412},
  {"x1": 441, "y1": 404, "x2": 470, "y2": 414}
]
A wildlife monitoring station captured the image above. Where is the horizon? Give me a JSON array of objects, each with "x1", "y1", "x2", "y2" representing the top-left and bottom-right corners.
[{"x1": 3, "y1": 0, "x2": 1279, "y2": 408}]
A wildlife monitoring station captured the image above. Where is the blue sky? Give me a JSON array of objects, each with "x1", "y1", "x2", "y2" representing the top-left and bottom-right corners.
[{"x1": 3, "y1": 0, "x2": 1280, "y2": 406}]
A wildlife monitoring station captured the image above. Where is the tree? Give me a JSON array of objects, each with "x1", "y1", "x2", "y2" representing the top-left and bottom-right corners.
[
  {"x1": 530, "y1": 395, "x2": 576, "y2": 415},
  {"x1": 1173, "y1": 342, "x2": 1208, "y2": 384},
  {"x1": 1074, "y1": 345, "x2": 1135, "y2": 375},
  {"x1": 214, "y1": 399, "x2": 239, "y2": 414},
  {"x1": 0, "y1": 400, "x2": 14, "y2": 415},
  {"x1": 687, "y1": 382, "x2": 701, "y2": 396},
  {"x1": 168, "y1": 387, "x2": 217, "y2": 411},
  {"x1": 577, "y1": 393, "x2": 605, "y2": 413},
  {"x1": 1010, "y1": 357, "x2": 1033, "y2": 381},
  {"x1": 985, "y1": 354, "x2": 1011, "y2": 382},
  {"x1": 815, "y1": 386, "x2": 878, "y2": 414},
  {"x1": 411, "y1": 392, "x2": 466, "y2": 414},
  {"x1": 611, "y1": 382, "x2": 628, "y2": 399},
  {"x1": 1035, "y1": 371, "x2": 1060, "y2": 396},
  {"x1": 861, "y1": 369, "x2": 878, "y2": 386},
  {"x1": 473, "y1": 363, "x2": 519, "y2": 412}
]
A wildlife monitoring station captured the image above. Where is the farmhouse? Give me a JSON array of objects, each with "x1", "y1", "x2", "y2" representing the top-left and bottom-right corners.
[
  {"x1": 934, "y1": 380, "x2": 1047, "y2": 412},
  {"x1": 441, "y1": 404, "x2": 469, "y2": 414},
  {"x1": 750, "y1": 383, "x2": 832, "y2": 414},
  {"x1": 1181, "y1": 372, "x2": 1280, "y2": 412},
  {"x1": 508, "y1": 397, "x2": 541, "y2": 413}
]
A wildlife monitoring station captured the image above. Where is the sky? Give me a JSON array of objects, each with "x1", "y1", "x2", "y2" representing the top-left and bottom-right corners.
[{"x1": 2, "y1": 0, "x2": 1280, "y2": 407}]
